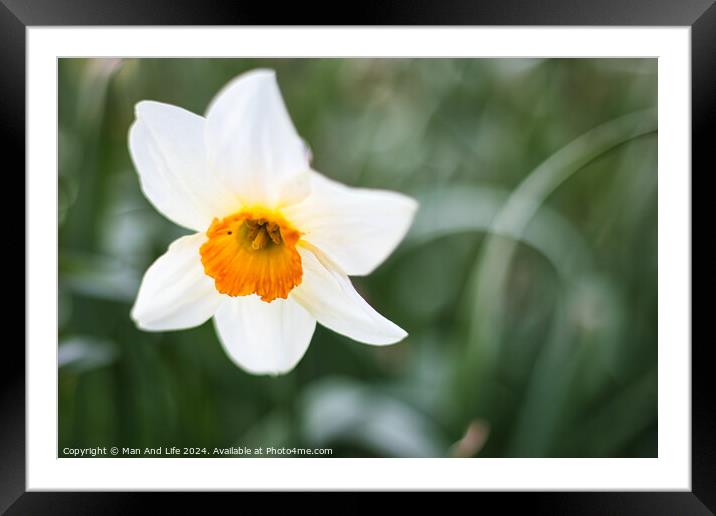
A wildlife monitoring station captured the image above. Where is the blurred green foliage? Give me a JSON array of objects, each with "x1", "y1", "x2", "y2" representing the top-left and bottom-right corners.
[{"x1": 58, "y1": 58, "x2": 657, "y2": 458}]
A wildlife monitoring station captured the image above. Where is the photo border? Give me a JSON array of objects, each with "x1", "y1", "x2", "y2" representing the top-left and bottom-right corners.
[{"x1": 5, "y1": 0, "x2": 713, "y2": 511}]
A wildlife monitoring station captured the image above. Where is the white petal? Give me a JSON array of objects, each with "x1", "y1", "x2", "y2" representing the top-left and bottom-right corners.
[
  {"x1": 213, "y1": 295, "x2": 316, "y2": 375},
  {"x1": 284, "y1": 171, "x2": 418, "y2": 276},
  {"x1": 129, "y1": 101, "x2": 239, "y2": 231},
  {"x1": 205, "y1": 69, "x2": 311, "y2": 208},
  {"x1": 131, "y1": 233, "x2": 223, "y2": 331},
  {"x1": 291, "y1": 247, "x2": 407, "y2": 345}
]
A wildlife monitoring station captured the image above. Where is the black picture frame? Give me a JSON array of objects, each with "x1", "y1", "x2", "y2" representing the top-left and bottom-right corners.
[{"x1": 4, "y1": 0, "x2": 713, "y2": 512}]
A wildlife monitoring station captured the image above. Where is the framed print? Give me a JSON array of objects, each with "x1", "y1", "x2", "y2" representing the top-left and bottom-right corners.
[{"x1": 4, "y1": 0, "x2": 713, "y2": 512}]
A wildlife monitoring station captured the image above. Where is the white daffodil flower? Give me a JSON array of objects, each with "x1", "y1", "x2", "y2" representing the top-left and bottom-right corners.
[{"x1": 128, "y1": 69, "x2": 418, "y2": 375}]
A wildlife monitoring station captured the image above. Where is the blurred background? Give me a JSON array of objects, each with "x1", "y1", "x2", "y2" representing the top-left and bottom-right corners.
[{"x1": 58, "y1": 58, "x2": 657, "y2": 458}]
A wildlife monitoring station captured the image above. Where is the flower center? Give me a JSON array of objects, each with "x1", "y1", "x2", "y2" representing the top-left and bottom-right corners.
[{"x1": 199, "y1": 208, "x2": 303, "y2": 302}]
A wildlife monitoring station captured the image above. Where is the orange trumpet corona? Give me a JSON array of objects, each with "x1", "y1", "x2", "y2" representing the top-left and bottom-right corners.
[{"x1": 200, "y1": 208, "x2": 303, "y2": 302}]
